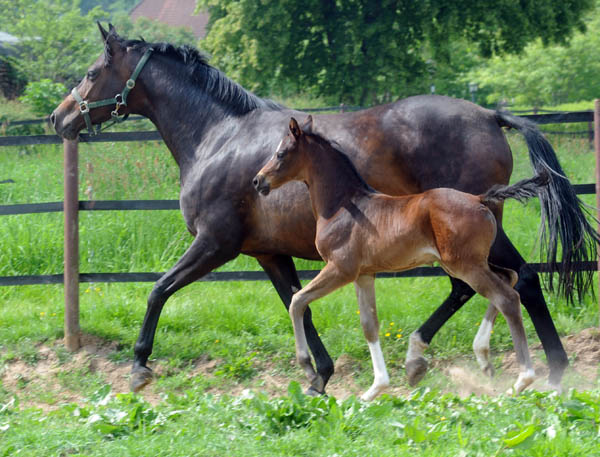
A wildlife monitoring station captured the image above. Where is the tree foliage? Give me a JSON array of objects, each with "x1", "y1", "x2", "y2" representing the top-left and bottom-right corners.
[
  {"x1": 0, "y1": 0, "x2": 109, "y2": 86},
  {"x1": 196, "y1": 0, "x2": 594, "y2": 104},
  {"x1": 111, "y1": 14, "x2": 197, "y2": 47},
  {"x1": 468, "y1": 4, "x2": 600, "y2": 107}
]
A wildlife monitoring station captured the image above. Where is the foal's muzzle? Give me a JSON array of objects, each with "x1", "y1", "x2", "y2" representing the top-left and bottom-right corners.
[{"x1": 252, "y1": 174, "x2": 270, "y2": 196}]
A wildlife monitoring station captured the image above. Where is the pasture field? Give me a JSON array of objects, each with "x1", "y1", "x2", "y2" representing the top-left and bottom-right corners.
[{"x1": 0, "y1": 132, "x2": 599, "y2": 455}]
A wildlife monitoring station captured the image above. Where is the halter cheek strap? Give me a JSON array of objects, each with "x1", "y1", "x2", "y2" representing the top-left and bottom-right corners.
[{"x1": 71, "y1": 48, "x2": 153, "y2": 135}]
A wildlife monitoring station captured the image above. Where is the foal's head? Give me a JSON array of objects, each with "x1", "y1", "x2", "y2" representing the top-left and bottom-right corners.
[{"x1": 253, "y1": 116, "x2": 313, "y2": 196}]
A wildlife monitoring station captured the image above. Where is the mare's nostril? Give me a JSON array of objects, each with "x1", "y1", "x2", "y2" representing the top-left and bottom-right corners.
[
  {"x1": 252, "y1": 177, "x2": 259, "y2": 188},
  {"x1": 50, "y1": 112, "x2": 56, "y2": 126}
]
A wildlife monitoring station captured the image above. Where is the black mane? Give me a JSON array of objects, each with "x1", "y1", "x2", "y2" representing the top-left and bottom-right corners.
[
  {"x1": 116, "y1": 36, "x2": 282, "y2": 115},
  {"x1": 306, "y1": 133, "x2": 377, "y2": 193}
]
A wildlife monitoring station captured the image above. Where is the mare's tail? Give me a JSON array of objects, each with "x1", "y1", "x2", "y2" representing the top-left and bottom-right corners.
[{"x1": 494, "y1": 111, "x2": 600, "y2": 303}]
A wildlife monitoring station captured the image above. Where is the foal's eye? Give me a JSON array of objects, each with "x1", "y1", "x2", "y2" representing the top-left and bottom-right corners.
[
  {"x1": 276, "y1": 151, "x2": 285, "y2": 159},
  {"x1": 87, "y1": 70, "x2": 98, "y2": 80}
]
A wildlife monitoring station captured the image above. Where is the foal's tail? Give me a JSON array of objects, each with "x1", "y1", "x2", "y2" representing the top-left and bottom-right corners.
[
  {"x1": 495, "y1": 111, "x2": 600, "y2": 303},
  {"x1": 481, "y1": 170, "x2": 550, "y2": 206}
]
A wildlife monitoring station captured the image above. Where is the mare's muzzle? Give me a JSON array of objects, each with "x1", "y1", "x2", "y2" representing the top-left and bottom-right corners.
[{"x1": 252, "y1": 174, "x2": 270, "y2": 196}]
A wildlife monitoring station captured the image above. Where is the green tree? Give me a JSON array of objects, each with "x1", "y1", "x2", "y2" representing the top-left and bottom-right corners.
[
  {"x1": 468, "y1": 4, "x2": 600, "y2": 107},
  {"x1": 197, "y1": 0, "x2": 594, "y2": 104},
  {"x1": 0, "y1": 0, "x2": 109, "y2": 86},
  {"x1": 111, "y1": 13, "x2": 197, "y2": 47}
]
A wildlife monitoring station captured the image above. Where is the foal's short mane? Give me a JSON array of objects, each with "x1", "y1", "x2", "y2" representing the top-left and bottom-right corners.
[
  {"x1": 109, "y1": 34, "x2": 282, "y2": 115},
  {"x1": 305, "y1": 132, "x2": 377, "y2": 193}
]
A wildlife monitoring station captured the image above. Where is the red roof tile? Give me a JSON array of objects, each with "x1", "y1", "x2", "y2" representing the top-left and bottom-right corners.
[{"x1": 130, "y1": 0, "x2": 209, "y2": 38}]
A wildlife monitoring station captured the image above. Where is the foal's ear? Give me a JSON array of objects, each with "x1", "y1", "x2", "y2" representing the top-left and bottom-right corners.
[
  {"x1": 301, "y1": 115, "x2": 313, "y2": 134},
  {"x1": 289, "y1": 117, "x2": 302, "y2": 139}
]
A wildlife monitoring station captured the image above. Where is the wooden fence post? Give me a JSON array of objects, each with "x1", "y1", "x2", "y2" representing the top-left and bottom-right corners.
[
  {"x1": 595, "y1": 99, "x2": 600, "y2": 326},
  {"x1": 64, "y1": 139, "x2": 80, "y2": 350}
]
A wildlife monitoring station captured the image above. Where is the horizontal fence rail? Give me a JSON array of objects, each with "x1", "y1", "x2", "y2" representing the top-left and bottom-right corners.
[{"x1": 1, "y1": 263, "x2": 597, "y2": 287}]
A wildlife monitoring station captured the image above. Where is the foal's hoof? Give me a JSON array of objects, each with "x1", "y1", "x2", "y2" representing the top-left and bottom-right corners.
[
  {"x1": 406, "y1": 357, "x2": 428, "y2": 386},
  {"x1": 130, "y1": 366, "x2": 153, "y2": 392},
  {"x1": 482, "y1": 363, "x2": 495, "y2": 378},
  {"x1": 305, "y1": 386, "x2": 326, "y2": 397}
]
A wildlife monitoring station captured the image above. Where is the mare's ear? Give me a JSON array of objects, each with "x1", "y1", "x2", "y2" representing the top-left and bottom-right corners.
[
  {"x1": 98, "y1": 22, "x2": 110, "y2": 42},
  {"x1": 301, "y1": 115, "x2": 313, "y2": 133},
  {"x1": 98, "y1": 21, "x2": 123, "y2": 54},
  {"x1": 289, "y1": 117, "x2": 302, "y2": 139}
]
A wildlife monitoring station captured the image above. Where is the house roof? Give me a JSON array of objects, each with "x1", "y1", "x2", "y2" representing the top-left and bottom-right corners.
[
  {"x1": 130, "y1": 0, "x2": 209, "y2": 39},
  {"x1": 0, "y1": 31, "x2": 19, "y2": 44}
]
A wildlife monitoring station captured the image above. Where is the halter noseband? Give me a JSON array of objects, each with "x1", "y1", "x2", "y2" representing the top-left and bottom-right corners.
[{"x1": 71, "y1": 48, "x2": 153, "y2": 135}]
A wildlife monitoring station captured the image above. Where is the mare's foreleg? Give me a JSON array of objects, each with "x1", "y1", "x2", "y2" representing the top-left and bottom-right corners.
[
  {"x1": 354, "y1": 275, "x2": 389, "y2": 401},
  {"x1": 257, "y1": 254, "x2": 334, "y2": 394},
  {"x1": 405, "y1": 277, "x2": 475, "y2": 385},
  {"x1": 289, "y1": 263, "x2": 351, "y2": 394},
  {"x1": 131, "y1": 231, "x2": 238, "y2": 392}
]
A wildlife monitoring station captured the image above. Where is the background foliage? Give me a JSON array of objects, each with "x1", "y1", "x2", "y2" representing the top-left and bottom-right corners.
[{"x1": 197, "y1": 0, "x2": 594, "y2": 104}]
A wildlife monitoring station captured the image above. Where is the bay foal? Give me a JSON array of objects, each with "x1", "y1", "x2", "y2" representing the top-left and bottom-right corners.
[{"x1": 254, "y1": 116, "x2": 547, "y2": 400}]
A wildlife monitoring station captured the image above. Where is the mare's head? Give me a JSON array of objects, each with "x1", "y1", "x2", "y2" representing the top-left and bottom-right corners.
[
  {"x1": 253, "y1": 116, "x2": 313, "y2": 196},
  {"x1": 51, "y1": 23, "x2": 151, "y2": 139}
]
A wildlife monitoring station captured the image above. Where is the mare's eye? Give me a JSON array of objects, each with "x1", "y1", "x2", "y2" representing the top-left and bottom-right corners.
[
  {"x1": 276, "y1": 150, "x2": 285, "y2": 159},
  {"x1": 87, "y1": 70, "x2": 98, "y2": 80}
]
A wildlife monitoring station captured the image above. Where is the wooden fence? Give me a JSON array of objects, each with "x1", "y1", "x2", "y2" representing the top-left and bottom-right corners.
[{"x1": 1, "y1": 106, "x2": 599, "y2": 350}]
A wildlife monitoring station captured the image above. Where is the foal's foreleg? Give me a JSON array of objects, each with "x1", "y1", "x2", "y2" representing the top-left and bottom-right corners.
[
  {"x1": 257, "y1": 254, "x2": 334, "y2": 394},
  {"x1": 472, "y1": 304, "x2": 498, "y2": 377},
  {"x1": 354, "y1": 275, "x2": 389, "y2": 401},
  {"x1": 289, "y1": 263, "x2": 351, "y2": 394}
]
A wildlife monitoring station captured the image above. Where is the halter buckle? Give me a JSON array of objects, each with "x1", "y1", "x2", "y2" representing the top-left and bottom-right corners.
[
  {"x1": 126, "y1": 79, "x2": 135, "y2": 89},
  {"x1": 79, "y1": 101, "x2": 90, "y2": 114}
]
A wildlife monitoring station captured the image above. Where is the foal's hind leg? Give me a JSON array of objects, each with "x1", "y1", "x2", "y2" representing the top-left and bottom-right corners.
[
  {"x1": 406, "y1": 277, "x2": 475, "y2": 386},
  {"x1": 354, "y1": 275, "x2": 389, "y2": 401},
  {"x1": 489, "y1": 229, "x2": 568, "y2": 391},
  {"x1": 460, "y1": 266, "x2": 535, "y2": 394},
  {"x1": 472, "y1": 263, "x2": 517, "y2": 378},
  {"x1": 289, "y1": 263, "x2": 353, "y2": 394}
]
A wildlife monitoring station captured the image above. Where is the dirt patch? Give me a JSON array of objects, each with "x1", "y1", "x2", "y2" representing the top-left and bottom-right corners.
[{"x1": 1, "y1": 329, "x2": 599, "y2": 409}]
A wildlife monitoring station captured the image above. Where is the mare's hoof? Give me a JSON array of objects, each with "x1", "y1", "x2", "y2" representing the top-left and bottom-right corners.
[
  {"x1": 406, "y1": 357, "x2": 428, "y2": 386},
  {"x1": 130, "y1": 366, "x2": 153, "y2": 392},
  {"x1": 305, "y1": 386, "x2": 326, "y2": 397}
]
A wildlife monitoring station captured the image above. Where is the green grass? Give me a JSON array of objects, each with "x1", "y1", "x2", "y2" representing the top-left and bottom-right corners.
[
  {"x1": 1, "y1": 128, "x2": 599, "y2": 455},
  {"x1": 1, "y1": 384, "x2": 599, "y2": 456}
]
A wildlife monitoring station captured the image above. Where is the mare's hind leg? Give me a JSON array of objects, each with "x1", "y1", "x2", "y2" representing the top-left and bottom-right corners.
[
  {"x1": 289, "y1": 263, "x2": 353, "y2": 394},
  {"x1": 489, "y1": 229, "x2": 568, "y2": 390},
  {"x1": 354, "y1": 275, "x2": 389, "y2": 401},
  {"x1": 257, "y1": 254, "x2": 334, "y2": 395},
  {"x1": 460, "y1": 265, "x2": 535, "y2": 394},
  {"x1": 406, "y1": 277, "x2": 475, "y2": 386},
  {"x1": 131, "y1": 230, "x2": 239, "y2": 392}
]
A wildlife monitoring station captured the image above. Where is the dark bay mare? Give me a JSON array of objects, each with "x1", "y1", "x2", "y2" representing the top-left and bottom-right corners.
[
  {"x1": 52, "y1": 24, "x2": 598, "y2": 394},
  {"x1": 254, "y1": 116, "x2": 548, "y2": 399}
]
